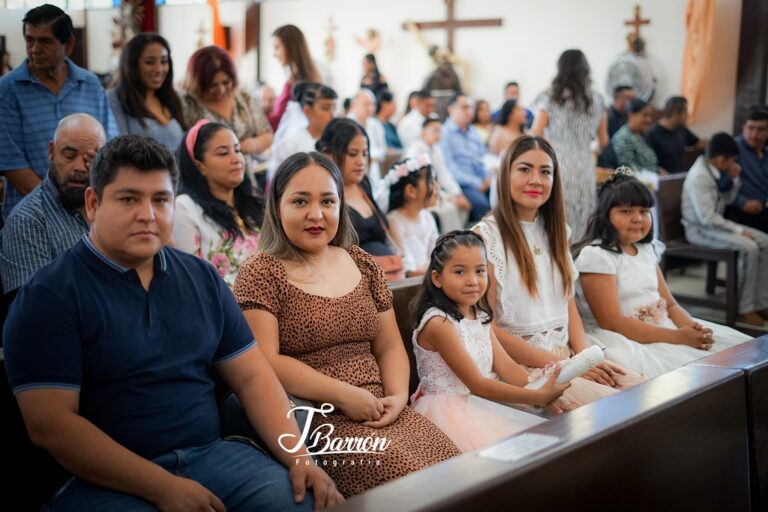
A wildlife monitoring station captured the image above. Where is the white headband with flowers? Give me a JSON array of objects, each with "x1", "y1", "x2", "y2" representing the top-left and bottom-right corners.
[{"x1": 384, "y1": 154, "x2": 431, "y2": 186}]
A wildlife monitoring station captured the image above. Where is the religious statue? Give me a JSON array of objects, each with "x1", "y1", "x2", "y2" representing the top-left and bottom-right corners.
[
  {"x1": 110, "y1": 0, "x2": 143, "y2": 71},
  {"x1": 324, "y1": 17, "x2": 337, "y2": 62},
  {"x1": 606, "y1": 5, "x2": 656, "y2": 102},
  {"x1": 405, "y1": 21, "x2": 469, "y2": 118},
  {"x1": 354, "y1": 28, "x2": 381, "y2": 54},
  {"x1": 196, "y1": 20, "x2": 208, "y2": 49}
]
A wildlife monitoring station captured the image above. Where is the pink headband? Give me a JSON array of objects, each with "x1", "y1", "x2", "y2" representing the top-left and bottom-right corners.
[{"x1": 185, "y1": 119, "x2": 211, "y2": 160}]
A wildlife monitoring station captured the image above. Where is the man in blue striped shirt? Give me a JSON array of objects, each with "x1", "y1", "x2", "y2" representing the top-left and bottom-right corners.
[
  {"x1": 0, "y1": 4, "x2": 117, "y2": 219},
  {"x1": 0, "y1": 113, "x2": 105, "y2": 297}
]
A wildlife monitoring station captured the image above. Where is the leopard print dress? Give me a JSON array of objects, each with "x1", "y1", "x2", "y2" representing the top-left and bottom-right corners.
[{"x1": 233, "y1": 245, "x2": 460, "y2": 497}]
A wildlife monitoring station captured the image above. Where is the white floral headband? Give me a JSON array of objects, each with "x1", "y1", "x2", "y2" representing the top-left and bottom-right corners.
[
  {"x1": 384, "y1": 154, "x2": 431, "y2": 186},
  {"x1": 614, "y1": 166, "x2": 634, "y2": 177}
]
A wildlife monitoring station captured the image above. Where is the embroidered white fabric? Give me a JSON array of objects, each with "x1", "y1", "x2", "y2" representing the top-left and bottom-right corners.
[
  {"x1": 475, "y1": 217, "x2": 577, "y2": 352},
  {"x1": 412, "y1": 307, "x2": 496, "y2": 395}
]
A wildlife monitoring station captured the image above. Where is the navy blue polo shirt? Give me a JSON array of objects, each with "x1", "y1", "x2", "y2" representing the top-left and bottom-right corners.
[{"x1": 3, "y1": 235, "x2": 255, "y2": 459}]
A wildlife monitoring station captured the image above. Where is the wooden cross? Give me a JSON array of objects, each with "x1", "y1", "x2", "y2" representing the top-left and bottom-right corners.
[
  {"x1": 624, "y1": 5, "x2": 650, "y2": 39},
  {"x1": 403, "y1": 0, "x2": 502, "y2": 53}
]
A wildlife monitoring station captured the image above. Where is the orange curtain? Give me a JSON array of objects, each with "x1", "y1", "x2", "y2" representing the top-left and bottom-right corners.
[
  {"x1": 208, "y1": 0, "x2": 227, "y2": 49},
  {"x1": 680, "y1": 0, "x2": 716, "y2": 120}
]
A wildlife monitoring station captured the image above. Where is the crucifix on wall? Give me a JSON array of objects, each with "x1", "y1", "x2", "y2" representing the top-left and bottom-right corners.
[
  {"x1": 624, "y1": 5, "x2": 650, "y2": 54},
  {"x1": 402, "y1": 0, "x2": 502, "y2": 53}
]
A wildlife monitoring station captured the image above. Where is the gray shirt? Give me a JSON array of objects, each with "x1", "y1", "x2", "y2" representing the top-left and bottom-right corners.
[{"x1": 107, "y1": 88, "x2": 184, "y2": 151}]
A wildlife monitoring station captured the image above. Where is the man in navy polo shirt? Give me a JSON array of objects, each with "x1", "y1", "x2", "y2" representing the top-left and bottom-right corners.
[{"x1": 3, "y1": 135, "x2": 342, "y2": 511}]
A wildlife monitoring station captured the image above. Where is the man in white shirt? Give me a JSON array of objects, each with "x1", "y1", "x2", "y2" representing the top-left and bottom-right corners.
[
  {"x1": 397, "y1": 90, "x2": 435, "y2": 149},
  {"x1": 406, "y1": 115, "x2": 470, "y2": 231},
  {"x1": 682, "y1": 132, "x2": 768, "y2": 325}
]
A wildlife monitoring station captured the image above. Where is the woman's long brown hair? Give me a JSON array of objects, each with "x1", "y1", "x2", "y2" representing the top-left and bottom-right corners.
[
  {"x1": 273, "y1": 24, "x2": 320, "y2": 83},
  {"x1": 492, "y1": 135, "x2": 572, "y2": 297}
]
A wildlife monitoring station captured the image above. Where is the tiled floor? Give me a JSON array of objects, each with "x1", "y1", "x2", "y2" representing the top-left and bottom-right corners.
[{"x1": 665, "y1": 263, "x2": 767, "y2": 337}]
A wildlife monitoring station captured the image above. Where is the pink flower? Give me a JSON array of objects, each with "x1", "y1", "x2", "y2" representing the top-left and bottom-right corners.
[{"x1": 210, "y1": 253, "x2": 231, "y2": 275}]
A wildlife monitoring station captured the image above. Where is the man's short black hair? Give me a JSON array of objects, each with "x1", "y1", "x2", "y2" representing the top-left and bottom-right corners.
[
  {"x1": 414, "y1": 89, "x2": 432, "y2": 100},
  {"x1": 90, "y1": 135, "x2": 178, "y2": 199},
  {"x1": 613, "y1": 85, "x2": 633, "y2": 98},
  {"x1": 662, "y1": 96, "x2": 688, "y2": 118},
  {"x1": 23, "y1": 4, "x2": 74, "y2": 44},
  {"x1": 447, "y1": 92, "x2": 466, "y2": 108},
  {"x1": 376, "y1": 90, "x2": 394, "y2": 114},
  {"x1": 422, "y1": 113, "x2": 442, "y2": 128},
  {"x1": 505, "y1": 81, "x2": 519, "y2": 89},
  {"x1": 746, "y1": 105, "x2": 768, "y2": 123},
  {"x1": 707, "y1": 132, "x2": 740, "y2": 159}
]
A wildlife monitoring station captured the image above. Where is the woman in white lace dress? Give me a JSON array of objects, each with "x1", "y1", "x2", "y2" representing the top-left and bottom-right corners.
[
  {"x1": 410, "y1": 231, "x2": 564, "y2": 452},
  {"x1": 475, "y1": 136, "x2": 644, "y2": 411},
  {"x1": 573, "y1": 173, "x2": 751, "y2": 378},
  {"x1": 531, "y1": 49, "x2": 608, "y2": 241}
]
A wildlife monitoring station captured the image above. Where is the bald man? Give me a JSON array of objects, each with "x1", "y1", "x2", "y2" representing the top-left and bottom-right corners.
[
  {"x1": 348, "y1": 89, "x2": 388, "y2": 192},
  {"x1": 0, "y1": 113, "x2": 106, "y2": 296}
]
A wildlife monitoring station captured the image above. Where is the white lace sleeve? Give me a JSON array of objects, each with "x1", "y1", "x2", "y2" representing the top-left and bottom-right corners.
[
  {"x1": 474, "y1": 220, "x2": 506, "y2": 283},
  {"x1": 412, "y1": 307, "x2": 455, "y2": 349},
  {"x1": 574, "y1": 245, "x2": 618, "y2": 275}
]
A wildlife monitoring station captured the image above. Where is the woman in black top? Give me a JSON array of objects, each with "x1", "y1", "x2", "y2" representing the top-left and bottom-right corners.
[{"x1": 316, "y1": 118, "x2": 395, "y2": 256}]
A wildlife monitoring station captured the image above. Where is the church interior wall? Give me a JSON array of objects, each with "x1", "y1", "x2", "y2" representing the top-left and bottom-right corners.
[
  {"x1": 259, "y1": 0, "x2": 742, "y2": 136},
  {"x1": 0, "y1": 0, "x2": 743, "y2": 135}
]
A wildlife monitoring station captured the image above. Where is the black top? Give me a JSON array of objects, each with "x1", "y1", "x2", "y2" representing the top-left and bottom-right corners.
[
  {"x1": 349, "y1": 179, "x2": 395, "y2": 256},
  {"x1": 607, "y1": 106, "x2": 627, "y2": 138},
  {"x1": 645, "y1": 123, "x2": 699, "y2": 173},
  {"x1": 349, "y1": 207, "x2": 394, "y2": 256}
]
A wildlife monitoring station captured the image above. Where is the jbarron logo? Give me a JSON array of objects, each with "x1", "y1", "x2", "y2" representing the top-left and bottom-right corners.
[{"x1": 278, "y1": 403, "x2": 391, "y2": 456}]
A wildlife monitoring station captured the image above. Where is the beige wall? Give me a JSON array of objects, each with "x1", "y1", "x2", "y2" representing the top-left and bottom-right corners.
[{"x1": 0, "y1": 0, "x2": 744, "y2": 135}]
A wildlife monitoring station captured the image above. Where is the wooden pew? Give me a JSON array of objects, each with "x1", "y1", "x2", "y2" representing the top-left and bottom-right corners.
[
  {"x1": 691, "y1": 335, "x2": 768, "y2": 511},
  {"x1": 657, "y1": 173, "x2": 739, "y2": 325},
  {"x1": 390, "y1": 276, "x2": 425, "y2": 397},
  {"x1": 334, "y1": 364, "x2": 751, "y2": 511}
]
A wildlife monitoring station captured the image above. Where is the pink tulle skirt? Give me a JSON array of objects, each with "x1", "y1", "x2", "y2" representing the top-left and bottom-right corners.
[{"x1": 411, "y1": 392, "x2": 546, "y2": 453}]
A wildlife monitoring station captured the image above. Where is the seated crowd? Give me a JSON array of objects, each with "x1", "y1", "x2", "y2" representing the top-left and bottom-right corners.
[{"x1": 0, "y1": 4, "x2": 766, "y2": 510}]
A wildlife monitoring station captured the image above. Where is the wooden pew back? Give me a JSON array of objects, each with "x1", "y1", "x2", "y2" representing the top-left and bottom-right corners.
[
  {"x1": 389, "y1": 277, "x2": 424, "y2": 397},
  {"x1": 335, "y1": 365, "x2": 751, "y2": 511},
  {"x1": 691, "y1": 335, "x2": 768, "y2": 511}
]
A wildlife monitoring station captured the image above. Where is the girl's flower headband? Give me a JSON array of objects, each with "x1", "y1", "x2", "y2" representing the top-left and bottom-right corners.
[{"x1": 385, "y1": 154, "x2": 431, "y2": 185}]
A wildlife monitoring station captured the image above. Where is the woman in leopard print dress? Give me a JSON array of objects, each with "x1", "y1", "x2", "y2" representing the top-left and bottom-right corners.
[{"x1": 233, "y1": 151, "x2": 460, "y2": 497}]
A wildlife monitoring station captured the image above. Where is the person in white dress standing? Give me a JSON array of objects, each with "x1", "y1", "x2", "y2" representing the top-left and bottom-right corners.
[
  {"x1": 573, "y1": 171, "x2": 751, "y2": 378},
  {"x1": 474, "y1": 136, "x2": 644, "y2": 411},
  {"x1": 531, "y1": 49, "x2": 608, "y2": 241}
]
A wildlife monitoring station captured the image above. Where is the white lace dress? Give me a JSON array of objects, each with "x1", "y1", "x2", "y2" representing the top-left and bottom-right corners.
[
  {"x1": 532, "y1": 89, "x2": 605, "y2": 241},
  {"x1": 475, "y1": 216, "x2": 643, "y2": 408},
  {"x1": 386, "y1": 209, "x2": 438, "y2": 274},
  {"x1": 410, "y1": 307, "x2": 545, "y2": 452},
  {"x1": 575, "y1": 243, "x2": 751, "y2": 378}
]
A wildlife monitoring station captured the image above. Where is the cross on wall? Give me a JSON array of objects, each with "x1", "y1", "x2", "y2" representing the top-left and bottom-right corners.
[
  {"x1": 402, "y1": 0, "x2": 502, "y2": 53},
  {"x1": 624, "y1": 4, "x2": 650, "y2": 40}
]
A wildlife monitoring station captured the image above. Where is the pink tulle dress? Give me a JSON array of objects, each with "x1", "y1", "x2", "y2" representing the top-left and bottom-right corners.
[{"x1": 410, "y1": 307, "x2": 546, "y2": 453}]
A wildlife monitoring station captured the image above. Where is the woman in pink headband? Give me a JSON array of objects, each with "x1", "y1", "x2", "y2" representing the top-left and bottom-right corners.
[{"x1": 173, "y1": 120, "x2": 264, "y2": 286}]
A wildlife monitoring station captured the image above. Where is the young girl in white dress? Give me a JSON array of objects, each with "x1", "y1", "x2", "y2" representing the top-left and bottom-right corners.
[
  {"x1": 386, "y1": 155, "x2": 439, "y2": 277},
  {"x1": 410, "y1": 230, "x2": 566, "y2": 452},
  {"x1": 573, "y1": 171, "x2": 751, "y2": 378},
  {"x1": 474, "y1": 136, "x2": 644, "y2": 411}
]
